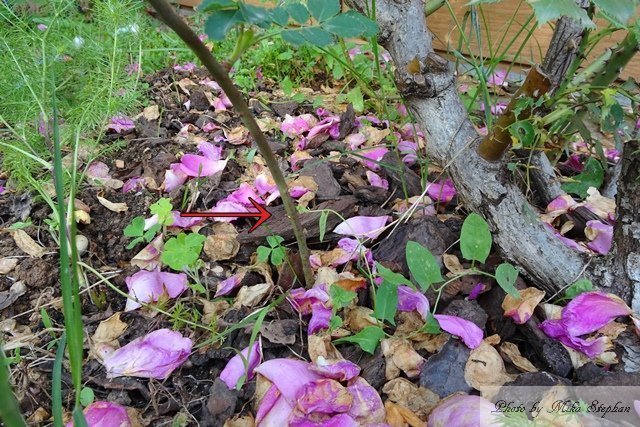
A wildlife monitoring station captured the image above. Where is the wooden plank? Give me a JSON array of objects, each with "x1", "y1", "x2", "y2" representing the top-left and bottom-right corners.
[{"x1": 179, "y1": 0, "x2": 639, "y2": 79}]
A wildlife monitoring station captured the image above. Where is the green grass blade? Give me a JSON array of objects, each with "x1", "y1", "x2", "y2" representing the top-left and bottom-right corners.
[
  {"x1": 0, "y1": 344, "x2": 27, "y2": 427},
  {"x1": 52, "y1": 334, "x2": 67, "y2": 427}
]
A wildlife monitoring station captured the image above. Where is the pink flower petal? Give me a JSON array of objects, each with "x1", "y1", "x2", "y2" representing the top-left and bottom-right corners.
[
  {"x1": 345, "y1": 133, "x2": 367, "y2": 150},
  {"x1": 427, "y1": 394, "x2": 498, "y2": 427},
  {"x1": 130, "y1": 234, "x2": 164, "y2": 270},
  {"x1": 227, "y1": 183, "x2": 264, "y2": 206},
  {"x1": 124, "y1": 269, "x2": 188, "y2": 311},
  {"x1": 333, "y1": 216, "x2": 390, "y2": 240},
  {"x1": 255, "y1": 174, "x2": 278, "y2": 195},
  {"x1": 179, "y1": 154, "x2": 227, "y2": 177},
  {"x1": 169, "y1": 211, "x2": 204, "y2": 229},
  {"x1": 215, "y1": 273, "x2": 244, "y2": 297},
  {"x1": 366, "y1": 171, "x2": 389, "y2": 190},
  {"x1": 107, "y1": 116, "x2": 135, "y2": 133},
  {"x1": 397, "y1": 140, "x2": 418, "y2": 165},
  {"x1": 289, "y1": 413, "x2": 358, "y2": 427},
  {"x1": 558, "y1": 291, "x2": 631, "y2": 337},
  {"x1": 173, "y1": 62, "x2": 196, "y2": 72},
  {"x1": 427, "y1": 178, "x2": 456, "y2": 203},
  {"x1": 585, "y1": 220, "x2": 613, "y2": 255},
  {"x1": 296, "y1": 379, "x2": 353, "y2": 414},
  {"x1": 254, "y1": 359, "x2": 322, "y2": 404},
  {"x1": 209, "y1": 200, "x2": 247, "y2": 223},
  {"x1": 122, "y1": 177, "x2": 146, "y2": 193},
  {"x1": 487, "y1": 69, "x2": 508, "y2": 87},
  {"x1": 198, "y1": 142, "x2": 223, "y2": 160},
  {"x1": 308, "y1": 302, "x2": 332, "y2": 334},
  {"x1": 281, "y1": 114, "x2": 317, "y2": 137},
  {"x1": 308, "y1": 357, "x2": 361, "y2": 382},
  {"x1": 546, "y1": 194, "x2": 577, "y2": 213},
  {"x1": 468, "y1": 283, "x2": 487, "y2": 300},
  {"x1": 65, "y1": 401, "x2": 131, "y2": 427},
  {"x1": 260, "y1": 394, "x2": 294, "y2": 426},
  {"x1": 359, "y1": 147, "x2": 389, "y2": 170},
  {"x1": 346, "y1": 377, "x2": 386, "y2": 425},
  {"x1": 162, "y1": 163, "x2": 189, "y2": 192},
  {"x1": 539, "y1": 319, "x2": 609, "y2": 358},
  {"x1": 103, "y1": 329, "x2": 192, "y2": 379},
  {"x1": 433, "y1": 314, "x2": 484, "y2": 349},
  {"x1": 86, "y1": 162, "x2": 111, "y2": 180},
  {"x1": 289, "y1": 287, "x2": 330, "y2": 315},
  {"x1": 337, "y1": 238, "x2": 364, "y2": 261},
  {"x1": 397, "y1": 286, "x2": 430, "y2": 320},
  {"x1": 220, "y1": 340, "x2": 263, "y2": 389},
  {"x1": 256, "y1": 384, "x2": 282, "y2": 425}
]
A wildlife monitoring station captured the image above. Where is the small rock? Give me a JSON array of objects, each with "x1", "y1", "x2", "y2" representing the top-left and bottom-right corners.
[
  {"x1": 420, "y1": 338, "x2": 473, "y2": 398},
  {"x1": 575, "y1": 362, "x2": 607, "y2": 384},
  {"x1": 442, "y1": 299, "x2": 488, "y2": 329},
  {"x1": 75, "y1": 235, "x2": 89, "y2": 255},
  {"x1": 206, "y1": 378, "x2": 238, "y2": 421},
  {"x1": 270, "y1": 101, "x2": 299, "y2": 118}
]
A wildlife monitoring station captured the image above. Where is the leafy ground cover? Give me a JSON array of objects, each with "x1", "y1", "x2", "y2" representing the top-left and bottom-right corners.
[{"x1": 2, "y1": 0, "x2": 640, "y2": 426}]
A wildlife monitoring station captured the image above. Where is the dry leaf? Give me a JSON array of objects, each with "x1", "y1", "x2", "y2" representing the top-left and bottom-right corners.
[
  {"x1": 141, "y1": 105, "x2": 160, "y2": 121},
  {"x1": 223, "y1": 415, "x2": 255, "y2": 427},
  {"x1": 334, "y1": 277, "x2": 367, "y2": 292},
  {"x1": 384, "y1": 401, "x2": 426, "y2": 427},
  {"x1": 382, "y1": 378, "x2": 439, "y2": 419},
  {"x1": 12, "y1": 230, "x2": 46, "y2": 258},
  {"x1": 0, "y1": 281, "x2": 26, "y2": 310},
  {"x1": 361, "y1": 126, "x2": 390, "y2": 146},
  {"x1": 382, "y1": 338, "x2": 425, "y2": 380},
  {"x1": 75, "y1": 210, "x2": 91, "y2": 224},
  {"x1": 499, "y1": 342, "x2": 538, "y2": 373},
  {"x1": 131, "y1": 234, "x2": 164, "y2": 270},
  {"x1": 443, "y1": 254, "x2": 467, "y2": 275},
  {"x1": 502, "y1": 287, "x2": 545, "y2": 325},
  {"x1": 585, "y1": 187, "x2": 615, "y2": 219},
  {"x1": 308, "y1": 333, "x2": 343, "y2": 363},
  {"x1": 0, "y1": 258, "x2": 19, "y2": 274},
  {"x1": 201, "y1": 299, "x2": 230, "y2": 325},
  {"x1": 464, "y1": 341, "x2": 516, "y2": 398},
  {"x1": 204, "y1": 234, "x2": 240, "y2": 261},
  {"x1": 344, "y1": 306, "x2": 377, "y2": 332},
  {"x1": 97, "y1": 196, "x2": 128, "y2": 213},
  {"x1": 234, "y1": 282, "x2": 271, "y2": 308},
  {"x1": 484, "y1": 334, "x2": 501, "y2": 346},
  {"x1": 225, "y1": 126, "x2": 249, "y2": 145},
  {"x1": 296, "y1": 191, "x2": 316, "y2": 208},
  {"x1": 90, "y1": 312, "x2": 128, "y2": 361},
  {"x1": 176, "y1": 78, "x2": 196, "y2": 95}
]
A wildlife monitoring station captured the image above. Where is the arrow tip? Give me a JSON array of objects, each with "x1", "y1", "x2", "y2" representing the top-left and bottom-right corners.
[{"x1": 247, "y1": 197, "x2": 271, "y2": 233}]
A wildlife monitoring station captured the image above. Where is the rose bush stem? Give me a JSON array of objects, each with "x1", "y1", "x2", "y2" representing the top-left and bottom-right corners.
[{"x1": 146, "y1": 0, "x2": 314, "y2": 286}]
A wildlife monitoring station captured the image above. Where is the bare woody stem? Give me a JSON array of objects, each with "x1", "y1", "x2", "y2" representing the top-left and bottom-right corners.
[{"x1": 146, "y1": 0, "x2": 314, "y2": 287}]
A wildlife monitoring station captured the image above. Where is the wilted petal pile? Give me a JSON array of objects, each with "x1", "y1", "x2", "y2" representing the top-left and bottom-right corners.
[
  {"x1": 539, "y1": 291, "x2": 632, "y2": 357},
  {"x1": 103, "y1": 329, "x2": 192, "y2": 379}
]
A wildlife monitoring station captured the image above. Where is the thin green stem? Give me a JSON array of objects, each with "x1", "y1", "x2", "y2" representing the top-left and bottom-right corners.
[
  {"x1": 0, "y1": 344, "x2": 26, "y2": 427},
  {"x1": 146, "y1": 0, "x2": 313, "y2": 286}
]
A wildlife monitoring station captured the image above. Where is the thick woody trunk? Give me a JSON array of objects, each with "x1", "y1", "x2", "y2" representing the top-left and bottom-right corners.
[{"x1": 346, "y1": 0, "x2": 590, "y2": 295}]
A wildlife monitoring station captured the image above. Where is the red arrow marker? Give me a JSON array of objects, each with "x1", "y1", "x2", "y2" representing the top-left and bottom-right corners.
[{"x1": 180, "y1": 197, "x2": 272, "y2": 233}]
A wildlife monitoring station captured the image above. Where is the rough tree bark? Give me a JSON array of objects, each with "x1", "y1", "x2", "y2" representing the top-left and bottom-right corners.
[{"x1": 346, "y1": 0, "x2": 639, "y2": 307}]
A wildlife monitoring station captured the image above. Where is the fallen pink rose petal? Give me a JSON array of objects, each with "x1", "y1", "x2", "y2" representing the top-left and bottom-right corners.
[
  {"x1": 103, "y1": 329, "x2": 192, "y2": 379},
  {"x1": 337, "y1": 238, "x2": 364, "y2": 261},
  {"x1": 546, "y1": 194, "x2": 576, "y2": 213},
  {"x1": 122, "y1": 177, "x2": 146, "y2": 193},
  {"x1": 333, "y1": 216, "x2": 390, "y2": 240},
  {"x1": 215, "y1": 273, "x2": 244, "y2": 297},
  {"x1": 65, "y1": 401, "x2": 131, "y2": 427},
  {"x1": 199, "y1": 77, "x2": 220, "y2": 91},
  {"x1": 179, "y1": 154, "x2": 227, "y2": 177},
  {"x1": 345, "y1": 133, "x2": 367, "y2": 150},
  {"x1": 306, "y1": 117, "x2": 340, "y2": 141},
  {"x1": 427, "y1": 394, "x2": 498, "y2": 427},
  {"x1": 346, "y1": 377, "x2": 386, "y2": 425},
  {"x1": 433, "y1": 314, "x2": 483, "y2": 349},
  {"x1": 480, "y1": 102, "x2": 507, "y2": 115},
  {"x1": 254, "y1": 359, "x2": 322, "y2": 404},
  {"x1": 289, "y1": 287, "x2": 330, "y2": 315},
  {"x1": 366, "y1": 171, "x2": 389, "y2": 190},
  {"x1": 397, "y1": 140, "x2": 418, "y2": 165},
  {"x1": 220, "y1": 340, "x2": 263, "y2": 390},
  {"x1": 86, "y1": 162, "x2": 111, "y2": 180},
  {"x1": 487, "y1": 69, "x2": 508, "y2": 87},
  {"x1": 359, "y1": 146, "x2": 389, "y2": 170},
  {"x1": 107, "y1": 115, "x2": 135, "y2": 133},
  {"x1": 539, "y1": 319, "x2": 609, "y2": 358},
  {"x1": 396, "y1": 103, "x2": 408, "y2": 117},
  {"x1": 173, "y1": 62, "x2": 196, "y2": 72},
  {"x1": 562, "y1": 154, "x2": 584, "y2": 172},
  {"x1": 124, "y1": 269, "x2": 188, "y2": 311},
  {"x1": 539, "y1": 291, "x2": 631, "y2": 357},
  {"x1": 468, "y1": 283, "x2": 487, "y2": 300},
  {"x1": 198, "y1": 141, "x2": 223, "y2": 160},
  {"x1": 308, "y1": 302, "x2": 332, "y2": 334},
  {"x1": 606, "y1": 148, "x2": 621, "y2": 162},
  {"x1": 289, "y1": 186, "x2": 311, "y2": 199},
  {"x1": 227, "y1": 183, "x2": 264, "y2": 206},
  {"x1": 296, "y1": 379, "x2": 353, "y2": 414},
  {"x1": 427, "y1": 178, "x2": 456, "y2": 203},
  {"x1": 255, "y1": 174, "x2": 278, "y2": 195},
  {"x1": 397, "y1": 286, "x2": 430, "y2": 320},
  {"x1": 585, "y1": 220, "x2": 613, "y2": 255},
  {"x1": 259, "y1": 394, "x2": 295, "y2": 426},
  {"x1": 502, "y1": 287, "x2": 545, "y2": 325},
  {"x1": 289, "y1": 413, "x2": 358, "y2": 427},
  {"x1": 309, "y1": 357, "x2": 360, "y2": 382},
  {"x1": 130, "y1": 234, "x2": 164, "y2": 270},
  {"x1": 555, "y1": 291, "x2": 631, "y2": 337},
  {"x1": 290, "y1": 150, "x2": 312, "y2": 171},
  {"x1": 213, "y1": 93, "x2": 232, "y2": 112},
  {"x1": 547, "y1": 225, "x2": 588, "y2": 253},
  {"x1": 162, "y1": 163, "x2": 189, "y2": 192},
  {"x1": 281, "y1": 114, "x2": 317, "y2": 137},
  {"x1": 256, "y1": 384, "x2": 282, "y2": 425},
  {"x1": 169, "y1": 211, "x2": 204, "y2": 229},
  {"x1": 209, "y1": 200, "x2": 248, "y2": 222}
]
